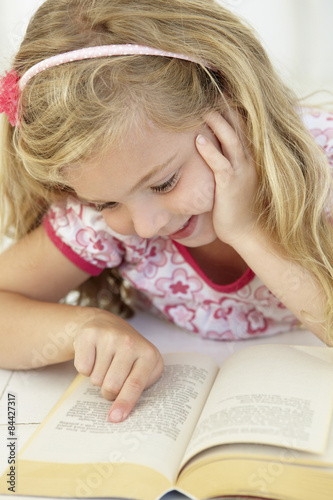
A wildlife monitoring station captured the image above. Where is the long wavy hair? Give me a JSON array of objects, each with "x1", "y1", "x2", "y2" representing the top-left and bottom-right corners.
[{"x1": 1, "y1": 0, "x2": 332, "y2": 336}]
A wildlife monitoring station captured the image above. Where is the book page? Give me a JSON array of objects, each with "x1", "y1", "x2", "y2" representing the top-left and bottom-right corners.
[
  {"x1": 184, "y1": 408, "x2": 333, "y2": 474},
  {"x1": 20, "y1": 352, "x2": 218, "y2": 483},
  {"x1": 182, "y1": 345, "x2": 333, "y2": 466}
]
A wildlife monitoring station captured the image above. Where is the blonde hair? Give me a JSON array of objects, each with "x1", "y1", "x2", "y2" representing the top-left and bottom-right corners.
[{"x1": 1, "y1": 0, "x2": 332, "y2": 337}]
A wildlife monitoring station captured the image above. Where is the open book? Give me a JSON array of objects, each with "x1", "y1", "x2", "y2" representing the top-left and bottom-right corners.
[{"x1": 1, "y1": 344, "x2": 333, "y2": 500}]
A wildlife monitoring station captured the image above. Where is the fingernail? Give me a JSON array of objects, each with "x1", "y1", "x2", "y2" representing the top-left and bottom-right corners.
[
  {"x1": 108, "y1": 408, "x2": 123, "y2": 422},
  {"x1": 196, "y1": 134, "x2": 207, "y2": 145}
]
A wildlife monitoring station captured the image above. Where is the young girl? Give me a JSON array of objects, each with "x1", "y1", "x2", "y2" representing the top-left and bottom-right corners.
[{"x1": 0, "y1": 0, "x2": 332, "y2": 423}]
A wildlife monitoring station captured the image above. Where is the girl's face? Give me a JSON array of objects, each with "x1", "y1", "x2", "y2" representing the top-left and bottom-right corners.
[{"x1": 67, "y1": 121, "x2": 219, "y2": 247}]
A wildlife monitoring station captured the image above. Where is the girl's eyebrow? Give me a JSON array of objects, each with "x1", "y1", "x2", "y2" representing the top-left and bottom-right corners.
[{"x1": 75, "y1": 152, "x2": 178, "y2": 204}]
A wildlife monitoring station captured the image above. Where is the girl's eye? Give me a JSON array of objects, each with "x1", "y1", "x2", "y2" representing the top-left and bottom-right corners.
[
  {"x1": 94, "y1": 201, "x2": 118, "y2": 212},
  {"x1": 90, "y1": 171, "x2": 179, "y2": 211},
  {"x1": 151, "y1": 172, "x2": 179, "y2": 194}
]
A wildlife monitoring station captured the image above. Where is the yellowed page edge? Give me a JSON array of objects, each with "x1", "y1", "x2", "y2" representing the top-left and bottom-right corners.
[
  {"x1": 0, "y1": 461, "x2": 171, "y2": 500},
  {"x1": 178, "y1": 454, "x2": 333, "y2": 500}
]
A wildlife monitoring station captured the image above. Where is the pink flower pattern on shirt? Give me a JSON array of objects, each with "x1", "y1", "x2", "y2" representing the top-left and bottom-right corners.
[
  {"x1": 43, "y1": 109, "x2": 333, "y2": 340},
  {"x1": 164, "y1": 304, "x2": 199, "y2": 333},
  {"x1": 156, "y1": 268, "x2": 203, "y2": 300},
  {"x1": 308, "y1": 127, "x2": 333, "y2": 156},
  {"x1": 254, "y1": 286, "x2": 285, "y2": 309},
  {"x1": 136, "y1": 239, "x2": 169, "y2": 279}
]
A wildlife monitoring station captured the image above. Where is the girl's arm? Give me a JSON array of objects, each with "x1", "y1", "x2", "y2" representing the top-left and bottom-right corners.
[
  {"x1": 230, "y1": 229, "x2": 327, "y2": 342},
  {"x1": 0, "y1": 225, "x2": 164, "y2": 422},
  {"x1": 196, "y1": 111, "x2": 329, "y2": 344}
]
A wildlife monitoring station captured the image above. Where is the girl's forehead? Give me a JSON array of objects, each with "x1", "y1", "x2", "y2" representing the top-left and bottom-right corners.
[
  {"x1": 94, "y1": 121, "x2": 196, "y2": 167},
  {"x1": 65, "y1": 124, "x2": 197, "y2": 199}
]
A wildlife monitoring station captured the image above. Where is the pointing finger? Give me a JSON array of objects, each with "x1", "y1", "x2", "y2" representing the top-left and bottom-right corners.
[
  {"x1": 107, "y1": 355, "x2": 164, "y2": 423},
  {"x1": 107, "y1": 361, "x2": 150, "y2": 423}
]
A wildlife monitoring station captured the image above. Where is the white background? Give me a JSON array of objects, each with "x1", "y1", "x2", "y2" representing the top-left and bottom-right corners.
[{"x1": 0, "y1": 0, "x2": 333, "y2": 102}]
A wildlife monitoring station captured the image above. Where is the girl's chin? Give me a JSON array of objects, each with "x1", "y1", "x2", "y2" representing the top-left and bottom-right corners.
[
  {"x1": 177, "y1": 234, "x2": 218, "y2": 247},
  {"x1": 174, "y1": 226, "x2": 217, "y2": 247}
]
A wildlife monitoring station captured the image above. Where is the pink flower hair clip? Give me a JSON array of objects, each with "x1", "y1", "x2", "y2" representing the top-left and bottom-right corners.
[{"x1": 0, "y1": 70, "x2": 20, "y2": 127}]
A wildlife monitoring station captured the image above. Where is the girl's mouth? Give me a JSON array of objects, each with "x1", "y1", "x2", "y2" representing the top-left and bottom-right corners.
[{"x1": 167, "y1": 215, "x2": 198, "y2": 240}]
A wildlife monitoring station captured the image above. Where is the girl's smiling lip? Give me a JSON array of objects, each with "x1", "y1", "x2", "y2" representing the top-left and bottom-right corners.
[{"x1": 165, "y1": 215, "x2": 198, "y2": 240}]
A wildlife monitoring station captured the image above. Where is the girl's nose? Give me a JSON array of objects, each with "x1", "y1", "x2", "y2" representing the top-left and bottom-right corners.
[
  {"x1": 131, "y1": 204, "x2": 171, "y2": 239},
  {"x1": 102, "y1": 201, "x2": 171, "y2": 239}
]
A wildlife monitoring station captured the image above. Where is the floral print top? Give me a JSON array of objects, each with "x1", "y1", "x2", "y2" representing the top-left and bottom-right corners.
[{"x1": 43, "y1": 109, "x2": 333, "y2": 340}]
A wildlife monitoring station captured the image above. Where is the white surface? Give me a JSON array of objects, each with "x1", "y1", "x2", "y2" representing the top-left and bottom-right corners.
[{"x1": 0, "y1": 309, "x2": 324, "y2": 499}]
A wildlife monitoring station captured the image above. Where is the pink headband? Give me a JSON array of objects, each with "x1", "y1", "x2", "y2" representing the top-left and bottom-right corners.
[{"x1": 0, "y1": 44, "x2": 205, "y2": 127}]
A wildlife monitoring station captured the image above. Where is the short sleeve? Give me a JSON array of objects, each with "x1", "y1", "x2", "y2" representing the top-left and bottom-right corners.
[
  {"x1": 43, "y1": 197, "x2": 125, "y2": 276},
  {"x1": 301, "y1": 108, "x2": 333, "y2": 168},
  {"x1": 301, "y1": 108, "x2": 333, "y2": 219}
]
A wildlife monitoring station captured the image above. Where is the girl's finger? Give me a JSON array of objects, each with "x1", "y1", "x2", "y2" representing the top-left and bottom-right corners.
[
  {"x1": 196, "y1": 134, "x2": 235, "y2": 188},
  {"x1": 89, "y1": 345, "x2": 115, "y2": 387},
  {"x1": 107, "y1": 355, "x2": 159, "y2": 423},
  {"x1": 73, "y1": 338, "x2": 96, "y2": 377},
  {"x1": 101, "y1": 352, "x2": 135, "y2": 402},
  {"x1": 203, "y1": 111, "x2": 248, "y2": 170}
]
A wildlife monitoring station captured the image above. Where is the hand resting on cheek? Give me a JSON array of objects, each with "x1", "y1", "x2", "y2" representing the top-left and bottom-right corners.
[{"x1": 196, "y1": 111, "x2": 259, "y2": 247}]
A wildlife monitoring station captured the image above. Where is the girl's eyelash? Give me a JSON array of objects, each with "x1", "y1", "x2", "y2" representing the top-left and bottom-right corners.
[
  {"x1": 91, "y1": 172, "x2": 179, "y2": 211},
  {"x1": 94, "y1": 201, "x2": 118, "y2": 212},
  {"x1": 151, "y1": 172, "x2": 179, "y2": 193}
]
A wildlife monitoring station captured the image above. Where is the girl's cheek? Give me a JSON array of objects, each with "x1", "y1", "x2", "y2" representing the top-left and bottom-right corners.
[
  {"x1": 102, "y1": 209, "x2": 134, "y2": 236},
  {"x1": 176, "y1": 173, "x2": 215, "y2": 215},
  {"x1": 191, "y1": 178, "x2": 215, "y2": 213},
  {"x1": 189, "y1": 165, "x2": 215, "y2": 213}
]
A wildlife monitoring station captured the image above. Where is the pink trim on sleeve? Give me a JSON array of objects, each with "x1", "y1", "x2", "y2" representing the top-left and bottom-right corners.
[
  {"x1": 173, "y1": 241, "x2": 255, "y2": 293},
  {"x1": 43, "y1": 218, "x2": 103, "y2": 276}
]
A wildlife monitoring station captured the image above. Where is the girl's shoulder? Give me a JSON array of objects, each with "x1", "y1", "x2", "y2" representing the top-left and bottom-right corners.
[
  {"x1": 300, "y1": 106, "x2": 333, "y2": 128},
  {"x1": 300, "y1": 107, "x2": 333, "y2": 165}
]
